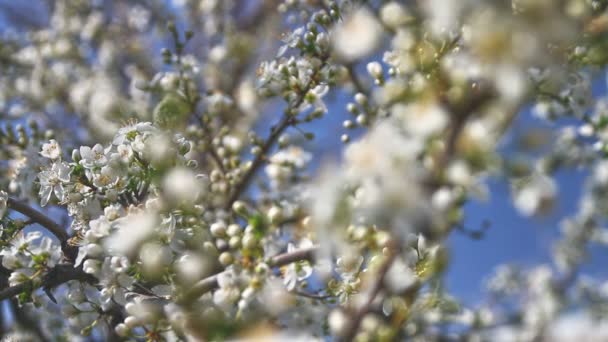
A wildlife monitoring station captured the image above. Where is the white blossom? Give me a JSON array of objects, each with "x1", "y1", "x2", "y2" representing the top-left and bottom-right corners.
[
  {"x1": 104, "y1": 211, "x2": 157, "y2": 256},
  {"x1": 40, "y1": 139, "x2": 62, "y2": 159},
  {"x1": 112, "y1": 122, "x2": 155, "y2": 145},
  {"x1": 38, "y1": 161, "x2": 71, "y2": 206},
  {"x1": 214, "y1": 268, "x2": 241, "y2": 310},
  {"x1": 282, "y1": 239, "x2": 313, "y2": 291},
  {"x1": 79, "y1": 144, "x2": 108, "y2": 169},
  {"x1": 0, "y1": 1, "x2": 606, "y2": 340},
  {"x1": 513, "y1": 173, "x2": 557, "y2": 217},
  {"x1": 332, "y1": 7, "x2": 383, "y2": 61}
]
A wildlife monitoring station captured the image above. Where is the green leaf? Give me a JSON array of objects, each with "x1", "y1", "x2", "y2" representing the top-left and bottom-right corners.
[{"x1": 248, "y1": 214, "x2": 267, "y2": 240}]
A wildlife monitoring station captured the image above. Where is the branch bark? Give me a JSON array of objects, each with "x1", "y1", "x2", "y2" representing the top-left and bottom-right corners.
[
  {"x1": 0, "y1": 264, "x2": 95, "y2": 302},
  {"x1": 6, "y1": 198, "x2": 68, "y2": 242},
  {"x1": 6, "y1": 197, "x2": 78, "y2": 261}
]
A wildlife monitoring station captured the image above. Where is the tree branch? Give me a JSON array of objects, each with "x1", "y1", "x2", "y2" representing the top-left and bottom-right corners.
[
  {"x1": 223, "y1": 57, "x2": 330, "y2": 210},
  {"x1": 178, "y1": 246, "x2": 318, "y2": 304},
  {"x1": 0, "y1": 264, "x2": 95, "y2": 302},
  {"x1": 338, "y1": 244, "x2": 399, "y2": 342},
  {"x1": 6, "y1": 197, "x2": 78, "y2": 261},
  {"x1": 7, "y1": 198, "x2": 68, "y2": 242},
  {"x1": 268, "y1": 246, "x2": 317, "y2": 267},
  {"x1": 293, "y1": 290, "x2": 333, "y2": 300}
]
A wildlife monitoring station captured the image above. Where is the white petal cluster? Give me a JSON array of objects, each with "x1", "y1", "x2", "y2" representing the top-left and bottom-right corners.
[
  {"x1": 331, "y1": 7, "x2": 383, "y2": 62},
  {"x1": 512, "y1": 173, "x2": 557, "y2": 217}
]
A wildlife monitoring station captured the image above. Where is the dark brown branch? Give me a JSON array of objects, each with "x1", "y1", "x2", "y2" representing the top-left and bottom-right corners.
[
  {"x1": 6, "y1": 198, "x2": 68, "y2": 242},
  {"x1": 0, "y1": 280, "x2": 29, "y2": 301},
  {"x1": 6, "y1": 197, "x2": 78, "y2": 261},
  {"x1": 0, "y1": 264, "x2": 95, "y2": 302}
]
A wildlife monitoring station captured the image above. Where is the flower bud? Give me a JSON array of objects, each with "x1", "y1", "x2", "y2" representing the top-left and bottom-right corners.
[
  {"x1": 227, "y1": 224, "x2": 241, "y2": 237},
  {"x1": 219, "y1": 251, "x2": 234, "y2": 266},
  {"x1": 232, "y1": 201, "x2": 249, "y2": 216},
  {"x1": 210, "y1": 221, "x2": 227, "y2": 237},
  {"x1": 229, "y1": 236, "x2": 241, "y2": 249},
  {"x1": 242, "y1": 233, "x2": 257, "y2": 249},
  {"x1": 267, "y1": 206, "x2": 283, "y2": 225},
  {"x1": 366, "y1": 61, "x2": 383, "y2": 79},
  {"x1": 115, "y1": 323, "x2": 129, "y2": 337},
  {"x1": 124, "y1": 315, "x2": 140, "y2": 329}
]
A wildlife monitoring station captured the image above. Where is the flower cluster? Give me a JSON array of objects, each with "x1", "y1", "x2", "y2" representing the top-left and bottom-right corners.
[{"x1": 0, "y1": 0, "x2": 608, "y2": 341}]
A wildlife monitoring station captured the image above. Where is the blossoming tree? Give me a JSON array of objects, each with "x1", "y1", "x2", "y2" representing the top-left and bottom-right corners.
[{"x1": 0, "y1": 0, "x2": 608, "y2": 340}]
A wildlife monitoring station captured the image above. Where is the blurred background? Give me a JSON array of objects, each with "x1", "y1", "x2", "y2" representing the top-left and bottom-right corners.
[{"x1": 0, "y1": 0, "x2": 606, "y2": 311}]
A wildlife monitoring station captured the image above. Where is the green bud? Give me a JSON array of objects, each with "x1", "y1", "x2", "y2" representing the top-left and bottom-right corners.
[
  {"x1": 167, "y1": 21, "x2": 177, "y2": 33},
  {"x1": 161, "y1": 48, "x2": 172, "y2": 64},
  {"x1": 44, "y1": 129, "x2": 54, "y2": 140},
  {"x1": 153, "y1": 93, "x2": 191, "y2": 131},
  {"x1": 27, "y1": 119, "x2": 38, "y2": 131},
  {"x1": 232, "y1": 201, "x2": 249, "y2": 217},
  {"x1": 178, "y1": 141, "x2": 191, "y2": 155}
]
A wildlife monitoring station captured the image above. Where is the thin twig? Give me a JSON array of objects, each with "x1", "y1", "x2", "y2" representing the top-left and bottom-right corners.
[
  {"x1": 223, "y1": 57, "x2": 330, "y2": 210},
  {"x1": 339, "y1": 244, "x2": 399, "y2": 342},
  {"x1": 222, "y1": 111, "x2": 295, "y2": 209},
  {"x1": 293, "y1": 290, "x2": 333, "y2": 300},
  {"x1": 208, "y1": 144, "x2": 227, "y2": 174}
]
